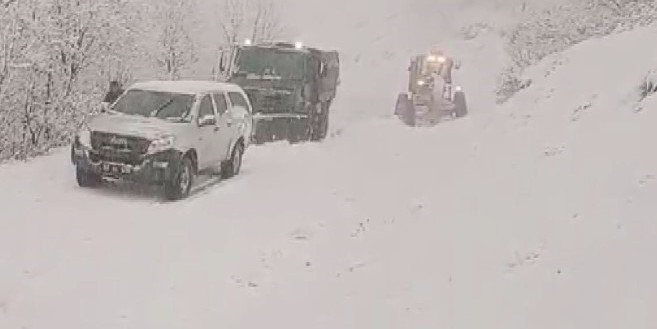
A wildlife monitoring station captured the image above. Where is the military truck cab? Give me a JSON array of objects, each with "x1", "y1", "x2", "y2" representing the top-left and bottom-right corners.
[{"x1": 217, "y1": 41, "x2": 340, "y2": 144}]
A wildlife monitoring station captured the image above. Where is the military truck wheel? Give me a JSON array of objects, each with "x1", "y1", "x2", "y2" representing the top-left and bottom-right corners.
[
  {"x1": 453, "y1": 91, "x2": 468, "y2": 118},
  {"x1": 76, "y1": 166, "x2": 102, "y2": 188},
  {"x1": 164, "y1": 156, "x2": 194, "y2": 201},
  {"x1": 221, "y1": 142, "x2": 244, "y2": 179},
  {"x1": 310, "y1": 103, "x2": 329, "y2": 141},
  {"x1": 316, "y1": 103, "x2": 330, "y2": 141}
]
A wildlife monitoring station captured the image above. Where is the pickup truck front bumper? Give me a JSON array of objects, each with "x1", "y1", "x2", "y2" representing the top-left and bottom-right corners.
[{"x1": 71, "y1": 143, "x2": 183, "y2": 184}]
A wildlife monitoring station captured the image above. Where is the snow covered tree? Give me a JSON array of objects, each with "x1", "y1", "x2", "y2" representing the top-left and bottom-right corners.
[
  {"x1": 217, "y1": 0, "x2": 284, "y2": 45},
  {"x1": 0, "y1": 0, "x2": 285, "y2": 161},
  {"x1": 249, "y1": 0, "x2": 283, "y2": 43},
  {"x1": 497, "y1": 0, "x2": 657, "y2": 102},
  {"x1": 0, "y1": 0, "x2": 149, "y2": 160},
  {"x1": 148, "y1": 0, "x2": 199, "y2": 80},
  {"x1": 218, "y1": 0, "x2": 246, "y2": 45}
]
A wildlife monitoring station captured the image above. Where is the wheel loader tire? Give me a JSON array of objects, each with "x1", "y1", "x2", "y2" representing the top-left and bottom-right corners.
[
  {"x1": 453, "y1": 91, "x2": 468, "y2": 118},
  {"x1": 405, "y1": 103, "x2": 416, "y2": 127},
  {"x1": 395, "y1": 93, "x2": 415, "y2": 126},
  {"x1": 394, "y1": 93, "x2": 409, "y2": 116}
]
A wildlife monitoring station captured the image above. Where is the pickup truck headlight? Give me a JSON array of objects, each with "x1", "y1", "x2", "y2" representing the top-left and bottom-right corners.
[
  {"x1": 147, "y1": 136, "x2": 175, "y2": 154},
  {"x1": 76, "y1": 128, "x2": 92, "y2": 148}
]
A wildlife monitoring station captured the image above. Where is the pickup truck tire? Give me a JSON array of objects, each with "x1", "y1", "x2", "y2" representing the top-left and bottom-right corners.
[
  {"x1": 222, "y1": 142, "x2": 243, "y2": 179},
  {"x1": 164, "y1": 156, "x2": 194, "y2": 201},
  {"x1": 76, "y1": 166, "x2": 102, "y2": 188}
]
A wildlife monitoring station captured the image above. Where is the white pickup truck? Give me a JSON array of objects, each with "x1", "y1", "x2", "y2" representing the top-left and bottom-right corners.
[{"x1": 71, "y1": 80, "x2": 254, "y2": 200}]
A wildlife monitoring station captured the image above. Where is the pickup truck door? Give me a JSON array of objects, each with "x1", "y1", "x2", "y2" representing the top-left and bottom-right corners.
[
  {"x1": 196, "y1": 94, "x2": 221, "y2": 168},
  {"x1": 227, "y1": 91, "x2": 252, "y2": 140},
  {"x1": 212, "y1": 92, "x2": 234, "y2": 161}
]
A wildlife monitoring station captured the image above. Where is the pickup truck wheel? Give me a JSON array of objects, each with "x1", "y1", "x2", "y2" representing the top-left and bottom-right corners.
[
  {"x1": 164, "y1": 156, "x2": 194, "y2": 201},
  {"x1": 76, "y1": 166, "x2": 102, "y2": 188},
  {"x1": 222, "y1": 142, "x2": 243, "y2": 179}
]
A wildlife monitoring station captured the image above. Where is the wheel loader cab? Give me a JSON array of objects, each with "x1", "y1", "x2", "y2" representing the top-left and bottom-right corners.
[{"x1": 396, "y1": 50, "x2": 468, "y2": 126}]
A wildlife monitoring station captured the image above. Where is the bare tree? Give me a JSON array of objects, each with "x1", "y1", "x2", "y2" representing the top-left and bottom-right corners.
[
  {"x1": 150, "y1": 0, "x2": 199, "y2": 80},
  {"x1": 218, "y1": 0, "x2": 246, "y2": 45},
  {"x1": 217, "y1": 0, "x2": 284, "y2": 45},
  {"x1": 249, "y1": 0, "x2": 283, "y2": 43}
]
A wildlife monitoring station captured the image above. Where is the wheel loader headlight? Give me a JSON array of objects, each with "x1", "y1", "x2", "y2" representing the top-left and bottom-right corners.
[
  {"x1": 417, "y1": 80, "x2": 426, "y2": 86},
  {"x1": 147, "y1": 136, "x2": 175, "y2": 154},
  {"x1": 437, "y1": 56, "x2": 447, "y2": 63},
  {"x1": 244, "y1": 38, "x2": 252, "y2": 46},
  {"x1": 455, "y1": 86, "x2": 462, "y2": 92},
  {"x1": 427, "y1": 55, "x2": 438, "y2": 62}
]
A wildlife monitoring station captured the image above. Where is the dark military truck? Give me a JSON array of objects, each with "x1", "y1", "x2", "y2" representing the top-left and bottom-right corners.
[{"x1": 217, "y1": 41, "x2": 340, "y2": 144}]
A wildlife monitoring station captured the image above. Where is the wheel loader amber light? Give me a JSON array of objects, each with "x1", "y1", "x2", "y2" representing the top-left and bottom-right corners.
[
  {"x1": 244, "y1": 39, "x2": 252, "y2": 45},
  {"x1": 294, "y1": 41, "x2": 303, "y2": 49}
]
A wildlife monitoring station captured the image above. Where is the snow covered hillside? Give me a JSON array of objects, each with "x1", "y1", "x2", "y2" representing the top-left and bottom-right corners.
[{"x1": 2, "y1": 2, "x2": 657, "y2": 329}]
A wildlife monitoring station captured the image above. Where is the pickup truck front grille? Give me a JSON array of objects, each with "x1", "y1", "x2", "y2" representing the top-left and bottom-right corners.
[{"x1": 90, "y1": 132, "x2": 150, "y2": 165}]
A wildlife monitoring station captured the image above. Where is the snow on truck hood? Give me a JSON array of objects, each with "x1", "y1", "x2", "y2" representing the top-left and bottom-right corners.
[{"x1": 87, "y1": 113, "x2": 185, "y2": 140}]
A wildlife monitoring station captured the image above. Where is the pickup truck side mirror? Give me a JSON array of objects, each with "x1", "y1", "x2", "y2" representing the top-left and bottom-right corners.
[{"x1": 198, "y1": 115, "x2": 217, "y2": 127}]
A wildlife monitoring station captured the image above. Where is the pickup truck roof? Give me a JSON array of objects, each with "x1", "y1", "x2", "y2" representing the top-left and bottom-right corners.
[{"x1": 129, "y1": 80, "x2": 245, "y2": 95}]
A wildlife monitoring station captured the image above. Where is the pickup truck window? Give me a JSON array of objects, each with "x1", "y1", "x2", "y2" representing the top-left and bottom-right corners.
[
  {"x1": 213, "y1": 93, "x2": 228, "y2": 114},
  {"x1": 199, "y1": 95, "x2": 215, "y2": 119},
  {"x1": 228, "y1": 92, "x2": 249, "y2": 111},
  {"x1": 112, "y1": 90, "x2": 193, "y2": 122}
]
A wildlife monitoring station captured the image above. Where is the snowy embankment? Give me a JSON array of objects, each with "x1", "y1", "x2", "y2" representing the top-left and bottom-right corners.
[
  {"x1": 2, "y1": 11, "x2": 657, "y2": 329},
  {"x1": 222, "y1": 24, "x2": 657, "y2": 328}
]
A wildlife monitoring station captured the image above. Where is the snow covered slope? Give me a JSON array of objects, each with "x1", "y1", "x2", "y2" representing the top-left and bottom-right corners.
[
  {"x1": 2, "y1": 4, "x2": 657, "y2": 329},
  {"x1": 213, "y1": 24, "x2": 657, "y2": 329}
]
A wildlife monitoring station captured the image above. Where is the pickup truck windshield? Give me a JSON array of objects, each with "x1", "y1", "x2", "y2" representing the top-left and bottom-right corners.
[
  {"x1": 236, "y1": 47, "x2": 305, "y2": 80},
  {"x1": 112, "y1": 90, "x2": 194, "y2": 122}
]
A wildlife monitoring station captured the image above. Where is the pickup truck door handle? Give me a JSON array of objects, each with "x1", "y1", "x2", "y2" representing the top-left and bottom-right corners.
[{"x1": 214, "y1": 126, "x2": 220, "y2": 132}]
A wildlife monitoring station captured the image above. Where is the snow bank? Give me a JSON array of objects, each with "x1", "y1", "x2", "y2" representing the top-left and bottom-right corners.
[{"x1": 219, "y1": 23, "x2": 657, "y2": 329}]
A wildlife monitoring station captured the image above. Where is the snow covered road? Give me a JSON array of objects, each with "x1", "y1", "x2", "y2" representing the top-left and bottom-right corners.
[{"x1": 1, "y1": 99, "x2": 656, "y2": 328}]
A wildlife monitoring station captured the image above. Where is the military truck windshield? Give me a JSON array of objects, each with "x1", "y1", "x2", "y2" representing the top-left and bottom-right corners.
[
  {"x1": 236, "y1": 47, "x2": 305, "y2": 79},
  {"x1": 111, "y1": 90, "x2": 194, "y2": 122}
]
